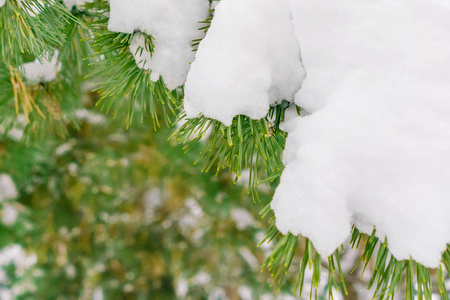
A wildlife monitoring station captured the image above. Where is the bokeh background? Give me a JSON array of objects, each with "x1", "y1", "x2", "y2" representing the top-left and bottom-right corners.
[
  {"x1": 0, "y1": 94, "x2": 304, "y2": 299},
  {"x1": 0, "y1": 94, "x2": 386, "y2": 300}
]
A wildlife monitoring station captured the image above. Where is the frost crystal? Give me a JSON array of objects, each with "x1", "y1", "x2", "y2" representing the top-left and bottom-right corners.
[
  {"x1": 184, "y1": 0, "x2": 305, "y2": 126},
  {"x1": 108, "y1": 0, "x2": 210, "y2": 90},
  {"x1": 272, "y1": 0, "x2": 450, "y2": 267}
]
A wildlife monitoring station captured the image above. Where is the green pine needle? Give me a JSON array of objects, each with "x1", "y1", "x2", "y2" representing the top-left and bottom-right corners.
[
  {"x1": 174, "y1": 101, "x2": 293, "y2": 201},
  {"x1": 86, "y1": 1, "x2": 181, "y2": 129}
]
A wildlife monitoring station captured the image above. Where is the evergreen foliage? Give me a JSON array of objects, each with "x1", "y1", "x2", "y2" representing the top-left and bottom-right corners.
[
  {"x1": 0, "y1": 0, "x2": 449, "y2": 299},
  {"x1": 86, "y1": 0, "x2": 181, "y2": 129}
]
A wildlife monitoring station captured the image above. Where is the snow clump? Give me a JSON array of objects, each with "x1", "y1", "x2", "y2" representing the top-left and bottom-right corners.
[
  {"x1": 108, "y1": 0, "x2": 210, "y2": 90},
  {"x1": 22, "y1": 51, "x2": 61, "y2": 83},
  {"x1": 184, "y1": 0, "x2": 305, "y2": 126},
  {"x1": 271, "y1": 0, "x2": 450, "y2": 268}
]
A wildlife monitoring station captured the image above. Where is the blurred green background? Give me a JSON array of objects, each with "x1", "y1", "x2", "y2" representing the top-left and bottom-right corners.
[{"x1": 0, "y1": 101, "x2": 300, "y2": 300}]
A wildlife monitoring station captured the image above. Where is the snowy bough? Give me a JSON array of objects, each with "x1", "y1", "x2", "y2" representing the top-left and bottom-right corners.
[{"x1": 2, "y1": 0, "x2": 450, "y2": 298}]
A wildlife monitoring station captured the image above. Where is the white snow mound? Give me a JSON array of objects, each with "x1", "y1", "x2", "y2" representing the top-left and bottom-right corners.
[
  {"x1": 184, "y1": 0, "x2": 305, "y2": 126},
  {"x1": 108, "y1": 0, "x2": 210, "y2": 90},
  {"x1": 272, "y1": 0, "x2": 450, "y2": 267}
]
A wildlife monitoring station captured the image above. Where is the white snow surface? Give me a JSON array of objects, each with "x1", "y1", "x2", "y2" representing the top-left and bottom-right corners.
[
  {"x1": 183, "y1": 0, "x2": 305, "y2": 126},
  {"x1": 63, "y1": 0, "x2": 92, "y2": 9},
  {"x1": 108, "y1": 0, "x2": 210, "y2": 90},
  {"x1": 22, "y1": 51, "x2": 60, "y2": 83},
  {"x1": 271, "y1": 0, "x2": 450, "y2": 267}
]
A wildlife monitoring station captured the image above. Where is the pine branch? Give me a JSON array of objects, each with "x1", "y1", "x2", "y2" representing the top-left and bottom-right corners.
[
  {"x1": 259, "y1": 205, "x2": 347, "y2": 299},
  {"x1": 0, "y1": 0, "x2": 87, "y2": 141},
  {"x1": 0, "y1": 0, "x2": 70, "y2": 65},
  {"x1": 85, "y1": 0, "x2": 181, "y2": 130},
  {"x1": 174, "y1": 101, "x2": 293, "y2": 201}
]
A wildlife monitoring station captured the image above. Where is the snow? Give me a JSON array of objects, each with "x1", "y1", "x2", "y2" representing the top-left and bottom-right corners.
[
  {"x1": 142, "y1": 188, "x2": 162, "y2": 223},
  {"x1": 0, "y1": 174, "x2": 18, "y2": 201},
  {"x1": 208, "y1": 288, "x2": 228, "y2": 300},
  {"x1": 0, "y1": 245, "x2": 37, "y2": 298},
  {"x1": 2, "y1": 204, "x2": 18, "y2": 226},
  {"x1": 75, "y1": 109, "x2": 105, "y2": 125},
  {"x1": 238, "y1": 286, "x2": 252, "y2": 300},
  {"x1": 184, "y1": 0, "x2": 305, "y2": 126},
  {"x1": 239, "y1": 248, "x2": 258, "y2": 268},
  {"x1": 93, "y1": 288, "x2": 104, "y2": 300},
  {"x1": 271, "y1": 0, "x2": 450, "y2": 267},
  {"x1": 210, "y1": 1, "x2": 220, "y2": 10},
  {"x1": 175, "y1": 278, "x2": 188, "y2": 298},
  {"x1": 193, "y1": 271, "x2": 211, "y2": 285},
  {"x1": 0, "y1": 245, "x2": 37, "y2": 272},
  {"x1": 7, "y1": 128, "x2": 24, "y2": 141},
  {"x1": 63, "y1": 0, "x2": 92, "y2": 9},
  {"x1": 108, "y1": 0, "x2": 210, "y2": 90},
  {"x1": 18, "y1": 0, "x2": 44, "y2": 16},
  {"x1": 0, "y1": 289, "x2": 13, "y2": 300},
  {"x1": 129, "y1": 34, "x2": 152, "y2": 71},
  {"x1": 22, "y1": 51, "x2": 60, "y2": 83},
  {"x1": 231, "y1": 208, "x2": 255, "y2": 230}
]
